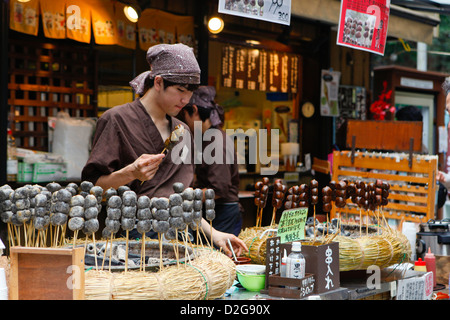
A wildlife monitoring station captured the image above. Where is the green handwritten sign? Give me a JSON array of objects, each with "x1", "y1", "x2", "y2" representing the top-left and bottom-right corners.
[{"x1": 277, "y1": 207, "x2": 308, "y2": 243}]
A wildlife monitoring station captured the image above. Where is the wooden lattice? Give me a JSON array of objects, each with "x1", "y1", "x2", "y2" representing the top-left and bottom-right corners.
[
  {"x1": 330, "y1": 150, "x2": 437, "y2": 224},
  {"x1": 8, "y1": 38, "x2": 97, "y2": 151}
]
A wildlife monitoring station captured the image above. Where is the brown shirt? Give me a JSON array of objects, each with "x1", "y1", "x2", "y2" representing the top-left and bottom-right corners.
[
  {"x1": 81, "y1": 99, "x2": 194, "y2": 197},
  {"x1": 194, "y1": 127, "x2": 239, "y2": 203}
]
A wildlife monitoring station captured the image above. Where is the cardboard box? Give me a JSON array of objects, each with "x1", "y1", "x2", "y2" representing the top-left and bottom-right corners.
[
  {"x1": 32, "y1": 162, "x2": 67, "y2": 183},
  {"x1": 17, "y1": 162, "x2": 33, "y2": 182}
]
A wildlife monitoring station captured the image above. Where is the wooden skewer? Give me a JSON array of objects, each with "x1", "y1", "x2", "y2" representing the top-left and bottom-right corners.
[
  {"x1": 101, "y1": 237, "x2": 109, "y2": 271},
  {"x1": 270, "y1": 207, "x2": 277, "y2": 227},
  {"x1": 158, "y1": 233, "x2": 163, "y2": 271},
  {"x1": 73, "y1": 230, "x2": 78, "y2": 249},
  {"x1": 109, "y1": 233, "x2": 114, "y2": 271},
  {"x1": 140, "y1": 147, "x2": 168, "y2": 185},
  {"x1": 93, "y1": 232, "x2": 98, "y2": 271},
  {"x1": 125, "y1": 230, "x2": 129, "y2": 273},
  {"x1": 141, "y1": 233, "x2": 146, "y2": 272},
  {"x1": 313, "y1": 205, "x2": 317, "y2": 243},
  {"x1": 210, "y1": 222, "x2": 213, "y2": 250},
  {"x1": 359, "y1": 208, "x2": 362, "y2": 237}
]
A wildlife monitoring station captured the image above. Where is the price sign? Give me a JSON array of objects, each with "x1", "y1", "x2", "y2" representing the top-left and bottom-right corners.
[
  {"x1": 218, "y1": 0, "x2": 291, "y2": 26},
  {"x1": 277, "y1": 207, "x2": 308, "y2": 243},
  {"x1": 336, "y1": 0, "x2": 390, "y2": 55}
]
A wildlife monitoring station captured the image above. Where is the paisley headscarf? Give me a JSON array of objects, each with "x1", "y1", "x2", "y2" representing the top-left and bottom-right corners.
[{"x1": 130, "y1": 43, "x2": 201, "y2": 95}]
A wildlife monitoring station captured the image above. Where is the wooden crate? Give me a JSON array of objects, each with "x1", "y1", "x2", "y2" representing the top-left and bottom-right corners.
[
  {"x1": 331, "y1": 150, "x2": 437, "y2": 223},
  {"x1": 9, "y1": 247, "x2": 85, "y2": 300},
  {"x1": 346, "y1": 120, "x2": 423, "y2": 152},
  {"x1": 268, "y1": 274, "x2": 316, "y2": 299}
]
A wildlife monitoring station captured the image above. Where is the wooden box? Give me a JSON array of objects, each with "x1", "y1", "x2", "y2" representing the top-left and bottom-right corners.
[
  {"x1": 280, "y1": 241, "x2": 340, "y2": 294},
  {"x1": 265, "y1": 237, "x2": 340, "y2": 296},
  {"x1": 302, "y1": 242, "x2": 340, "y2": 294},
  {"x1": 268, "y1": 274, "x2": 316, "y2": 299},
  {"x1": 9, "y1": 247, "x2": 85, "y2": 300},
  {"x1": 346, "y1": 120, "x2": 423, "y2": 152}
]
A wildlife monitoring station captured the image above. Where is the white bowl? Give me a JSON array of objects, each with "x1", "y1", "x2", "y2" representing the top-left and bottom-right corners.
[{"x1": 236, "y1": 264, "x2": 266, "y2": 275}]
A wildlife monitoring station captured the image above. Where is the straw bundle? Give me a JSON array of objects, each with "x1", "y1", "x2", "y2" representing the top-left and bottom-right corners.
[
  {"x1": 84, "y1": 270, "x2": 114, "y2": 300},
  {"x1": 238, "y1": 226, "x2": 276, "y2": 264},
  {"x1": 84, "y1": 250, "x2": 235, "y2": 300},
  {"x1": 110, "y1": 267, "x2": 206, "y2": 300},
  {"x1": 330, "y1": 235, "x2": 364, "y2": 271},
  {"x1": 381, "y1": 230, "x2": 411, "y2": 264},
  {"x1": 326, "y1": 229, "x2": 411, "y2": 271},
  {"x1": 189, "y1": 251, "x2": 236, "y2": 299}
]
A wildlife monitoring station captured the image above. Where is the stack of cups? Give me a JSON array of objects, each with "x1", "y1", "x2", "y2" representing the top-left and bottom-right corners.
[
  {"x1": 0, "y1": 268, "x2": 8, "y2": 300},
  {"x1": 281, "y1": 143, "x2": 300, "y2": 172}
]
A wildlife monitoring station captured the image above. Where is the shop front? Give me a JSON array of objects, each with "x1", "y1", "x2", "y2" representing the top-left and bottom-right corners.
[{"x1": 0, "y1": 0, "x2": 449, "y2": 302}]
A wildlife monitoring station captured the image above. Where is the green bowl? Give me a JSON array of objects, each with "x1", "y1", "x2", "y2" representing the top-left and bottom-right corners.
[{"x1": 237, "y1": 273, "x2": 266, "y2": 292}]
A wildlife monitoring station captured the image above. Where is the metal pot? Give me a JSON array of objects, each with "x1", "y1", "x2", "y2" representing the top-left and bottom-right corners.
[{"x1": 416, "y1": 219, "x2": 450, "y2": 259}]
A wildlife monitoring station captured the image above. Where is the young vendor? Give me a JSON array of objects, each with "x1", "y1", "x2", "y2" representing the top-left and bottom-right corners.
[
  {"x1": 178, "y1": 86, "x2": 242, "y2": 236},
  {"x1": 81, "y1": 43, "x2": 247, "y2": 257}
]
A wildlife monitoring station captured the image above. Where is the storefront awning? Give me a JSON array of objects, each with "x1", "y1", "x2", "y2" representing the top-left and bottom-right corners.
[{"x1": 291, "y1": 0, "x2": 440, "y2": 45}]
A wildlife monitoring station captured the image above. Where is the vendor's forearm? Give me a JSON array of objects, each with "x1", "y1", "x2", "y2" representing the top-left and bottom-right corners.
[
  {"x1": 96, "y1": 164, "x2": 135, "y2": 191},
  {"x1": 201, "y1": 217, "x2": 214, "y2": 237}
]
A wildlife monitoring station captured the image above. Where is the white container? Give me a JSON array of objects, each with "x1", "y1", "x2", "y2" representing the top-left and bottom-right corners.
[
  {"x1": 280, "y1": 249, "x2": 287, "y2": 277},
  {"x1": 286, "y1": 242, "x2": 305, "y2": 280},
  {"x1": 0, "y1": 268, "x2": 7, "y2": 300},
  {"x1": 0, "y1": 287, "x2": 8, "y2": 300},
  {"x1": 402, "y1": 222, "x2": 417, "y2": 261},
  {"x1": 236, "y1": 264, "x2": 266, "y2": 275}
]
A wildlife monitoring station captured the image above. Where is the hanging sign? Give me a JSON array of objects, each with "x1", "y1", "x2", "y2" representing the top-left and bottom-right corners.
[
  {"x1": 336, "y1": 0, "x2": 390, "y2": 56},
  {"x1": 9, "y1": 0, "x2": 39, "y2": 36},
  {"x1": 277, "y1": 207, "x2": 308, "y2": 243},
  {"x1": 218, "y1": 0, "x2": 291, "y2": 26}
]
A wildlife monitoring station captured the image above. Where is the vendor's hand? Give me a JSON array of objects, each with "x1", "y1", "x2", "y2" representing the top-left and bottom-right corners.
[
  {"x1": 132, "y1": 153, "x2": 165, "y2": 182},
  {"x1": 212, "y1": 230, "x2": 248, "y2": 258},
  {"x1": 437, "y1": 171, "x2": 447, "y2": 183}
]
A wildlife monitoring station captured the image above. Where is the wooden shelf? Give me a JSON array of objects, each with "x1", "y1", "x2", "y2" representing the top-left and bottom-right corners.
[
  {"x1": 330, "y1": 150, "x2": 437, "y2": 223},
  {"x1": 8, "y1": 38, "x2": 98, "y2": 151}
]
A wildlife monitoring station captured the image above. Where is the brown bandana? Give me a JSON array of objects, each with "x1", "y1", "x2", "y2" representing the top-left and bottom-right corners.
[
  {"x1": 189, "y1": 86, "x2": 223, "y2": 127},
  {"x1": 130, "y1": 43, "x2": 201, "y2": 95}
]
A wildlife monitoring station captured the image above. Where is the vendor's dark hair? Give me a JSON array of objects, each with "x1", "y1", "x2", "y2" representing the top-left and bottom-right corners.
[
  {"x1": 146, "y1": 77, "x2": 199, "y2": 92},
  {"x1": 183, "y1": 104, "x2": 211, "y2": 122},
  {"x1": 443, "y1": 78, "x2": 450, "y2": 96}
]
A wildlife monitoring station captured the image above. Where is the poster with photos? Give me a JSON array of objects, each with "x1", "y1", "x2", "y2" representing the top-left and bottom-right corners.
[
  {"x1": 218, "y1": 0, "x2": 291, "y2": 26},
  {"x1": 336, "y1": 0, "x2": 390, "y2": 56}
]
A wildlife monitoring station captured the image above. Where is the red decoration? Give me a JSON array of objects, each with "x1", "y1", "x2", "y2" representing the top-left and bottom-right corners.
[{"x1": 370, "y1": 81, "x2": 395, "y2": 120}]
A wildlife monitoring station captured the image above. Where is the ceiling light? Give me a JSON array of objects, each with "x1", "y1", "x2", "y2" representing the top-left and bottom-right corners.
[
  {"x1": 208, "y1": 17, "x2": 224, "y2": 34},
  {"x1": 124, "y1": 5, "x2": 139, "y2": 23}
]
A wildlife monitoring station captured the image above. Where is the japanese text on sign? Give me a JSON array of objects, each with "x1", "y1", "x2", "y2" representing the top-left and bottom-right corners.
[{"x1": 277, "y1": 207, "x2": 307, "y2": 243}]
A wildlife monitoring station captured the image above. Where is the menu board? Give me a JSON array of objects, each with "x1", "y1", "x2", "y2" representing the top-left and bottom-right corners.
[{"x1": 221, "y1": 45, "x2": 300, "y2": 93}]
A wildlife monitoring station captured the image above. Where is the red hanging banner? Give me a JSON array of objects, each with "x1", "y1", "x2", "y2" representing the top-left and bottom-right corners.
[{"x1": 336, "y1": 0, "x2": 390, "y2": 56}]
